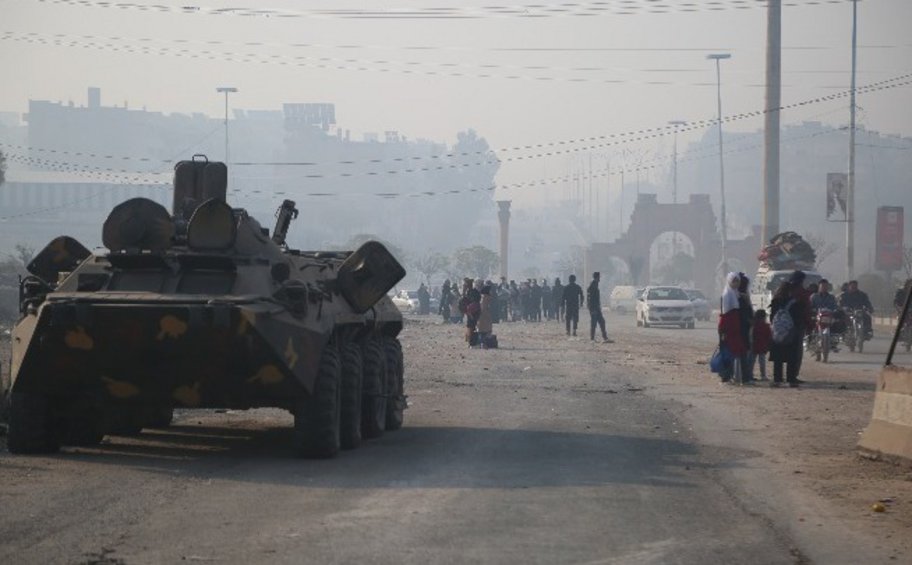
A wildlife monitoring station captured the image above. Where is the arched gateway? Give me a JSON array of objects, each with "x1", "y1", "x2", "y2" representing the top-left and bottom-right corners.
[{"x1": 584, "y1": 193, "x2": 761, "y2": 296}]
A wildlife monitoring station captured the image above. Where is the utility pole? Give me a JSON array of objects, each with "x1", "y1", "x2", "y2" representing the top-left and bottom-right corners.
[
  {"x1": 669, "y1": 120, "x2": 687, "y2": 256},
  {"x1": 216, "y1": 86, "x2": 238, "y2": 163},
  {"x1": 708, "y1": 53, "x2": 731, "y2": 274},
  {"x1": 846, "y1": 0, "x2": 858, "y2": 280},
  {"x1": 762, "y1": 1, "x2": 781, "y2": 246}
]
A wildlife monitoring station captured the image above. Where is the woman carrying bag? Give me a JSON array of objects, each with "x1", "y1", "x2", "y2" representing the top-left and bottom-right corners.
[{"x1": 718, "y1": 272, "x2": 747, "y2": 383}]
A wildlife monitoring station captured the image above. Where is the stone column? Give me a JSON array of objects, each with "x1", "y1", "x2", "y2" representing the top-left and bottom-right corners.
[{"x1": 497, "y1": 200, "x2": 511, "y2": 279}]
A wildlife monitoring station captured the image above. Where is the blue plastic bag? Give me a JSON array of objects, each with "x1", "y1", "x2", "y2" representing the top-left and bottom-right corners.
[{"x1": 709, "y1": 344, "x2": 733, "y2": 374}]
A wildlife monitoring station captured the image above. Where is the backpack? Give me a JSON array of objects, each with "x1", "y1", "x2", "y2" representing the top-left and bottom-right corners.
[{"x1": 771, "y1": 299, "x2": 796, "y2": 344}]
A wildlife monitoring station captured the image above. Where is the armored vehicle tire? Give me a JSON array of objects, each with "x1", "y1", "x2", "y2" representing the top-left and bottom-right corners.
[
  {"x1": 147, "y1": 406, "x2": 174, "y2": 428},
  {"x1": 60, "y1": 411, "x2": 106, "y2": 446},
  {"x1": 107, "y1": 409, "x2": 144, "y2": 436},
  {"x1": 295, "y1": 345, "x2": 342, "y2": 458},
  {"x1": 360, "y1": 338, "x2": 387, "y2": 440},
  {"x1": 384, "y1": 337, "x2": 405, "y2": 432},
  {"x1": 7, "y1": 393, "x2": 61, "y2": 454},
  {"x1": 340, "y1": 342, "x2": 363, "y2": 450}
]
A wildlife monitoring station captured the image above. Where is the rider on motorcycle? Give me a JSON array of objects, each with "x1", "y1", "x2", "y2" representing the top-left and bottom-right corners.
[
  {"x1": 811, "y1": 279, "x2": 838, "y2": 311},
  {"x1": 838, "y1": 280, "x2": 874, "y2": 339},
  {"x1": 810, "y1": 279, "x2": 843, "y2": 348}
]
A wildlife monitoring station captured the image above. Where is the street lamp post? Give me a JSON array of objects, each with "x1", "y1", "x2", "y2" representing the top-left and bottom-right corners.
[
  {"x1": 846, "y1": 0, "x2": 858, "y2": 280},
  {"x1": 216, "y1": 87, "x2": 238, "y2": 163},
  {"x1": 668, "y1": 120, "x2": 687, "y2": 256},
  {"x1": 707, "y1": 53, "x2": 731, "y2": 274}
]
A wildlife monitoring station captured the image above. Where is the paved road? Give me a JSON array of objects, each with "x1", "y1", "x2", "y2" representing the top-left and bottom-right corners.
[{"x1": 0, "y1": 311, "x2": 892, "y2": 564}]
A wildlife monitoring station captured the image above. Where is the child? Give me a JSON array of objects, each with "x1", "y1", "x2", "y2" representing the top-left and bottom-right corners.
[{"x1": 747, "y1": 309, "x2": 771, "y2": 381}]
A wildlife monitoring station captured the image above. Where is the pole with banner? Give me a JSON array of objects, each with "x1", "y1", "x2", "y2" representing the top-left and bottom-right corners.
[
  {"x1": 826, "y1": 173, "x2": 848, "y2": 221},
  {"x1": 876, "y1": 207, "x2": 904, "y2": 277}
]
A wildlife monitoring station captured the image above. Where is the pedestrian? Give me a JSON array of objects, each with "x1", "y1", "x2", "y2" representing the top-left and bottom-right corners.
[
  {"x1": 530, "y1": 279, "x2": 542, "y2": 321},
  {"x1": 587, "y1": 272, "x2": 613, "y2": 343},
  {"x1": 562, "y1": 274, "x2": 584, "y2": 336},
  {"x1": 417, "y1": 283, "x2": 430, "y2": 315},
  {"x1": 746, "y1": 309, "x2": 771, "y2": 381},
  {"x1": 462, "y1": 278, "x2": 482, "y2": 346},
  {"x1": 439, "y1": 280, "x2": 452, "y2": 323},
  {"x1": 737, "y1": 273, "x2": 754, "y2": 383},
  {"x1": 477, "y1": 285, "x2": 494, "y2": 346},
  {"x1": 552, "y1": 278, "x2": 564, "y2": 321},
  {"x1": 769, "y1": 271, "x2": 809, "y2": 388},
  {"x1": 541, "y1": 279, "x2": 553, "y2": 320},
  {"x1": 718, "y1": 272, "x2": 747, "y2": 383},
  {"x1": 509, "y1": 280, "x2": 520, "y2": 322}
]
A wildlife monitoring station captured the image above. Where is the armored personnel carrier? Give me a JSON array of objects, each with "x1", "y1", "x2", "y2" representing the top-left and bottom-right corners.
[{"x1": 6, "y1": 155, "x2": 406, "y2": 458}]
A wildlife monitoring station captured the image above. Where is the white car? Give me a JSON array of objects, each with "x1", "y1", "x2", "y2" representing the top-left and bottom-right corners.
[
  {"x1": 683, "y1": 288, "x2": 711, "y2": 321},
  {"x1": 636, "y1": 286, "x2": 696, "y2": 329},
  {"x1": 608, "y1": 285, "x2": 641, "y2": 314},
  {"x1": 392, "y1": 290, "x2": 420, "y2": 312}
]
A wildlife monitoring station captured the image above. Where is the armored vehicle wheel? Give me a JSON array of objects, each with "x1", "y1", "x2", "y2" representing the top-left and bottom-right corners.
[
  {"x1": 60, "y1": 411, "x2": 106, "y2": 446},
  {"x1": 147, "y1": 406, "x2": 174, "y2": 428},
  {"x1": 360, "y1": 338, "x2": 387, "y2": 440},
  {"x1": 384, "y1": 337, "x2": 405, "y2": 432},
  {"x1": 107, "y1": 409, "x2": 144, "y2": 436},
  {"x1": 295, "y1": 344, "x2": 342, "y2": 458},
  {"x1": 340, "y1": 342, "x2": 363, "y2": 450},
  {"x1": 8, "y1": 393, "x2": 61, "y2": 454}
]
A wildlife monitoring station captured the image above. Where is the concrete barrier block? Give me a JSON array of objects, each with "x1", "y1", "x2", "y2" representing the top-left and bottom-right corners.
[{"x1": 858, "y1": 365, "x2": 912, "y2": 463}]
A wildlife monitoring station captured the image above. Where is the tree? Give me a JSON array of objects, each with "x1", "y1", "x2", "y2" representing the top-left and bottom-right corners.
[
  {"x1": 452, "y1": 246, "x2": 499, "y2": 280},
  {"x1": 805, "y1": 232, "x2": 839, "y2": 270},
  {"x1": 0, "y1": 149, "x2": 6, "y2": 187},
  {"x1": 554, "y1": 246, "x2": 585, "y2": 279},
  {"x1": 411, "y1": 252, "x2": 449, "y2": 285},
  {"x1": 521, "y1": 266, "x2": 541, "y2": 280}
]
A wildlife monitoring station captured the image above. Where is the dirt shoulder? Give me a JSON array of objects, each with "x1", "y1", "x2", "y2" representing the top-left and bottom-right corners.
[{"x1": 609, "y1": 315, "x2": 912, "y2": 562}]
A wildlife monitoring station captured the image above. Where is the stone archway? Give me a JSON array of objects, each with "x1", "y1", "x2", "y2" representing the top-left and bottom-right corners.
[
  {"x1": 585, "y1": 193, "x2": 759, "y2": 295},
  {"x1": 649, "y1": 231, "x2": 696, "y2": 286}
]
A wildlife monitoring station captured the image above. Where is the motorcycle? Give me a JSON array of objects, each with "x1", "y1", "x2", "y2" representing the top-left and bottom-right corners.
[
  {"x1": 805, "y1": 308, "x2": 839, "y2": 363},
  {"x1": 844, "y1": 307, "x2": 871, "y2": 353}
]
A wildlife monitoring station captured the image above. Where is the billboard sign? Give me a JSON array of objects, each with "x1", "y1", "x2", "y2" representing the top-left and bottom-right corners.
[
  {"x1": 876, "y1": 206, "x2": 904, "y2": 271},
  {"x1": 826, "y1": 173, "x2": 848, "y2": 220}
]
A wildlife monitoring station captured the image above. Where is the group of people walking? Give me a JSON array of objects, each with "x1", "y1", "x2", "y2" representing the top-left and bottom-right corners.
[{"x1": 433, "y1": 272, "x2": 615, "y2": 347}]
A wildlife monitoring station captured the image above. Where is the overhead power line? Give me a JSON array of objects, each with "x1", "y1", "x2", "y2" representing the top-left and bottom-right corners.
[
  {"x1": 0, "y1": 121, "x2": 880, "y2": 219},
  {"x1": 4, "y1": 31, "x2": 897, "y2": 86},
  {"x1": 30, "y1": 0, "x2": 854, "y2": 21},
  {"x1": 4, "y1": 31, "x2": 865, "y2": 90}
]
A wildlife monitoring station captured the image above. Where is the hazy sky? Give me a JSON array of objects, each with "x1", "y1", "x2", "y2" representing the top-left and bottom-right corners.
[{"x1": 3, "y1": 0, "x2": 911, "y2": 200}]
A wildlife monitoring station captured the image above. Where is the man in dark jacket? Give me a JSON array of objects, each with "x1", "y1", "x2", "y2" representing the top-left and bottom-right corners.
[
  {"x1": 587, "y1": 272, "x2": 613, "y2": 342},
  {"x1": 838, "y1": 280, "x2": 874, "y2": 338},
  {"x1": 552, "y1": 278, "x2": 564, "y2": 321},
  {"x1": 562, "y1": 274, "x2": 584, "y2": 336}
]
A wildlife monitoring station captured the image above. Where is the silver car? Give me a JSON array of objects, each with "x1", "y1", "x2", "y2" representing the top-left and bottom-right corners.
[{"x1": 683, "y1": 289, "x2": 711, "y2": 321}]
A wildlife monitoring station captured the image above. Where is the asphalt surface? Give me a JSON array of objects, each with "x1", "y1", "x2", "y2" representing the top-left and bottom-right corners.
[{"x1": 0, "y1": 311, "x2": 902, "y2": 564}]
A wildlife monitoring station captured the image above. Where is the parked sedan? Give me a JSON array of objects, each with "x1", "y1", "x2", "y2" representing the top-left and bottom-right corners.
[
  {"x1": 683, "y1": 288, "x2": 712, "y2": 321},
  {"x1": 392, "y1": 289, "x2": 420, "y2": 312},
  {"x1": 636, "y1": 286, "x2": 696, "y2": 329}
]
